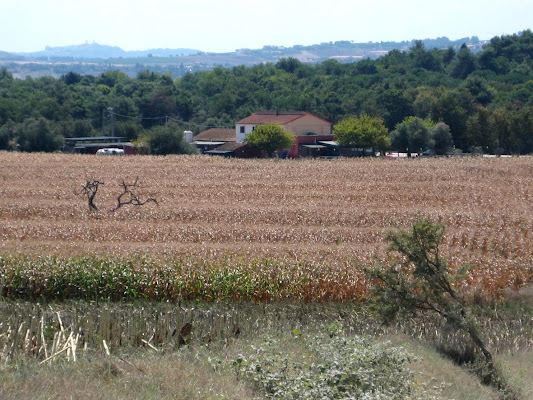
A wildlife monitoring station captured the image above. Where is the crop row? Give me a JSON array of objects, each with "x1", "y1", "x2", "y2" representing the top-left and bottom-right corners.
[
  {"x1": 0, "y1": 255, "x2": 369, "y2": 303},
  {"x1": 1, "y1": 252, "x2": 532, "y2": 303}
]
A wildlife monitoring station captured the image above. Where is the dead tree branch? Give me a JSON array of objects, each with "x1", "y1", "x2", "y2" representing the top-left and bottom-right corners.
[
  {"x1": 75, "y1": 179, "x2": 104, "y2": 211},
  {"x1": 111, "y1": 177, "x2": 158, "y2": 212}
]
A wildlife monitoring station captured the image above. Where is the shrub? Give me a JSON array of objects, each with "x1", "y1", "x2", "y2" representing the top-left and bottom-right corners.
[{"x1": 232, "y1": 324, "x2": 413, "y2": 399}]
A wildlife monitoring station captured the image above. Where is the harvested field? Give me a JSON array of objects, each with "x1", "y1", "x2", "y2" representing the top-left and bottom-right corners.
[{"x1": 1, "y1": 152, "x2": 532, "y2": 300}]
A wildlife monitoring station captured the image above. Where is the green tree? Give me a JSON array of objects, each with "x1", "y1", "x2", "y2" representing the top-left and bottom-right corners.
[
  {"x1": 432, "y1": 122, "x2": 454, "y2": 155},
  {"x1": 466, "y1": 106, "x2": 498, "y2": 153},
  {"x1": 0, "y1": 98, "x2": 23, "y2": 125},
  {"x1": 60, "y1": 71, "x2": 82, "y2": 85},
  {"x1": 365, "y1": 217, "x2": 499, "y2": 384},
  {"x1": 489, "y1": 108, "x2": 512, "y2": 153},
  {"x1": 462, "y1": 76, "x2": 495, "y2": 106},
  {"x1": 0, "y1": 120, "x2": 13, "y2": 150},
  {"x1": 138, "y1": 91, "x2": 178, "y2": 129},
  {"x1": 0, "y1": 67, "x2": 14, "y2": 82},
  {"x1": 16, "y1": 118, "x2": 64, "y2": 152},
  {"x1": 320, "y1": 59, "x2": 344, "y2": 76},
  {"x1": 333, "y1": 114, "x2": 390, "y2": 154},
  {"x1": 115, "y1": 120, "x2": 142, "y2": 142},
  {"x1": 96, "y1": 70, "x2": 129, "y2": 88},
  {"x1": 451, "y1": 44, "x2": 477, "y2": 79},
  {"x1": 409, "y1": 40, "x2": 441, "y2": 71},
  {"x1": 413, "y1": 87, "x2": 439, "y2": 119},
  {"x1": 389, "y1": 116, "x2": 433, "y2": 155},
  {"x1": 431, "y1": 92, "x2": 470, "y2": 151},
  {"x1": 354, "y1": 59, "x2": 378, "y2": 75},
  {"x1": 377, "y1": 88, "x2": 414, "y2": 130},
  {"x1": 442, "y1": 46, "x2": 456, "y2": 65},
  {"x1": 147, "y1": 121, "x2": 198, "y2": 155},
  {"x1": 276, "y1": 57, "x2": 303, "y2": 74},
  {"x1": 245, "y1": 122, "x2": 294, "y2": 157},
  {"x1": 509, "y1": 106, "x2": 533, "y2": 154}
]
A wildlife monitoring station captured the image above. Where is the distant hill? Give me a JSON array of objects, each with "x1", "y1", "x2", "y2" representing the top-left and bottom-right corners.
[
  {"x1": 15, "y1": 42, "x2": 202, "y2": 59},
  {"x1": 0, "y1": 35, "x2": 489, "y2": 79},
  {"x1": 10, "y1": 37, "x2": 486, "y2": 61},
  {"x1": 0, "y1": 50, "x2": 21, "y2": 60}
]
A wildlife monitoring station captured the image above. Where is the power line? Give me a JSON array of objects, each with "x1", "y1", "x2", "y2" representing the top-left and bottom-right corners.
[
  {"x1": 107, "y1": 111, "x2": 233, "y2": 129},
  {"x1": 18, "y1": 111, "x2": 235, "y2": 131},
  {"x1": 165, "y1": 115, "x2": 233, "y2": 129}
]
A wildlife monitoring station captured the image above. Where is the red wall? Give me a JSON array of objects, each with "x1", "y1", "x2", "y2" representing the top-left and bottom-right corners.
[{"x1": 288, "y1": 135, "x2": 335, "y2": 158}]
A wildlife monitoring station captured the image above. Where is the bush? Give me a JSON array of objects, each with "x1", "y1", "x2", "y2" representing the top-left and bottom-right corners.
[
  {"x1": 147, "y1": 121, "x2": 198, "y2": 155},
  {"x1": 231, "y1": 324, "x2": 413, "y2": 399}
]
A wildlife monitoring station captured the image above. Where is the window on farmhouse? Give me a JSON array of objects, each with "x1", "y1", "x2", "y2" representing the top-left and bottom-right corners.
[{"x1": 240, "y1": 126, "x2": 245, "y2": 133}]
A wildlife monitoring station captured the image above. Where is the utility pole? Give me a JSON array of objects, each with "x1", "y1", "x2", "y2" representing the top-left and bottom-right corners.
[{"x1": 107, "y1": 107, "x2": 115, "y2": 137}]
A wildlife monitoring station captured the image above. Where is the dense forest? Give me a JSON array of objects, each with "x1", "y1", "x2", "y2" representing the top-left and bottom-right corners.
[{"x1": 0, "y1": 30, "x2": 532, "y2": 155}]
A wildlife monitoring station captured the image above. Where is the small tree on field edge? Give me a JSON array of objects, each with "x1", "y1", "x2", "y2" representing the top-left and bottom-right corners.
[
  {"x1": 245, "y1": 122, "x2": 294, "y2": 157},
  {"x1": 365, "y1": 216, "x2": 513, "y2": 392},
  {"x1": 333, "y1": 114, "x2": 390, "y2": 155}
]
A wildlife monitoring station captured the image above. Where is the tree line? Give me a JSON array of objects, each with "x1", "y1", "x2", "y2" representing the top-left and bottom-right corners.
[{"x1": 0, "y1": 30, "x2": 531, "y2": 155}]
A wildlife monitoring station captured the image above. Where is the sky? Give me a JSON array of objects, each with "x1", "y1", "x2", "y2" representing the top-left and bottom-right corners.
[{"x1": 1, "y1": 0, "x2": 532, "y2": 53}]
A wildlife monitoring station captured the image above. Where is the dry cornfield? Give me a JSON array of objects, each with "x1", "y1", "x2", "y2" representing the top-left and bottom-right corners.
[{"x1": 1, "y1": 151, "x2": 532, "y2": 300}]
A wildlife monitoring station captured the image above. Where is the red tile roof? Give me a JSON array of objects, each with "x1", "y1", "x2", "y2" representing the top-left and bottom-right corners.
[
  {"x1": 236, "y1": 111, "x2": 330, "y2": 125},
  {"x1": 194, "y1": 128, "x2": 235, "y2": 142}
]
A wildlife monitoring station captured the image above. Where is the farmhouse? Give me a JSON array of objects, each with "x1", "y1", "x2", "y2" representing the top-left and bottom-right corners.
[
  {"x1": 236, "y1": 111, "x2": 335, "y2": 158},
  {"x1": 192, "y1": 111, "x2": 336, "y2": 158}
]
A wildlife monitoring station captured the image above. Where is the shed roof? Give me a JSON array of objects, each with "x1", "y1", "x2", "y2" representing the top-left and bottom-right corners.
[
  {"x1": 72, "y1": 142, "x2": 133, "y2": 148},
  {"x1": 205, "y1": 149, "x2": 233, "y2": 155},
  {"x1": 318, "y1": 141, "x2": 339, "y2": 147},
  {"x1": 65, "y1": 136, "x2": 125, "y2": 142},
  {"x1": 195, "y1": 141, "x2": 226, "y2": 146},
  {"x1": 194, "y1": 128, "x2": 235, "y2": 142}
]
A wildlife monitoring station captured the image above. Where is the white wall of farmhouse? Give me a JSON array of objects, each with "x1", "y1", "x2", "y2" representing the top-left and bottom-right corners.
[{"x1": 236, "y1": 124, "x2": 257, "y2": 143}]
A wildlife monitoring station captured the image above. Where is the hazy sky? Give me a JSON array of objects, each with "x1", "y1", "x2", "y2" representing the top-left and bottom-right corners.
[{"x1": 1, "y1": 0, "x2": 531, "y2": 53}]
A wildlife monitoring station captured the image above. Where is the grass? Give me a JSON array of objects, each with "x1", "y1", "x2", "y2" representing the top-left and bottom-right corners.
[
  {"x1": 499, "y1": 351, "x2": 533, "y2": 400},
  {"x1": 2, "y1": 328, "x2": 527, "y2": 400},
  {"x1": 1, "y1": 300, "x2": 532, "y2": 398},
  {"x1": 0, "y1": 350, "x2": 262, "y2": 400},
  {"x1": 397, "y1": 336, "x2": 501, "y2": 399}
]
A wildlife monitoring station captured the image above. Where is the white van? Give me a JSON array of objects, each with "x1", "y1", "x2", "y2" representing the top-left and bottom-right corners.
[{"x1": 96, "y1": 148, "x2": 125, "y2": 155}]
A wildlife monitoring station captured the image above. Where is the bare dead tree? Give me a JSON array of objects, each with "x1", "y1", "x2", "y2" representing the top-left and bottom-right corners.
[
  {"x1": 75, "y1": 179, "x2": 104, "y2": 211},
  {"x1": 111, "y1": 177, "x2": 158, "y2": 212},
  {"x1": 75, "y1": 177, "x2": 157, "y2": 212}
]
